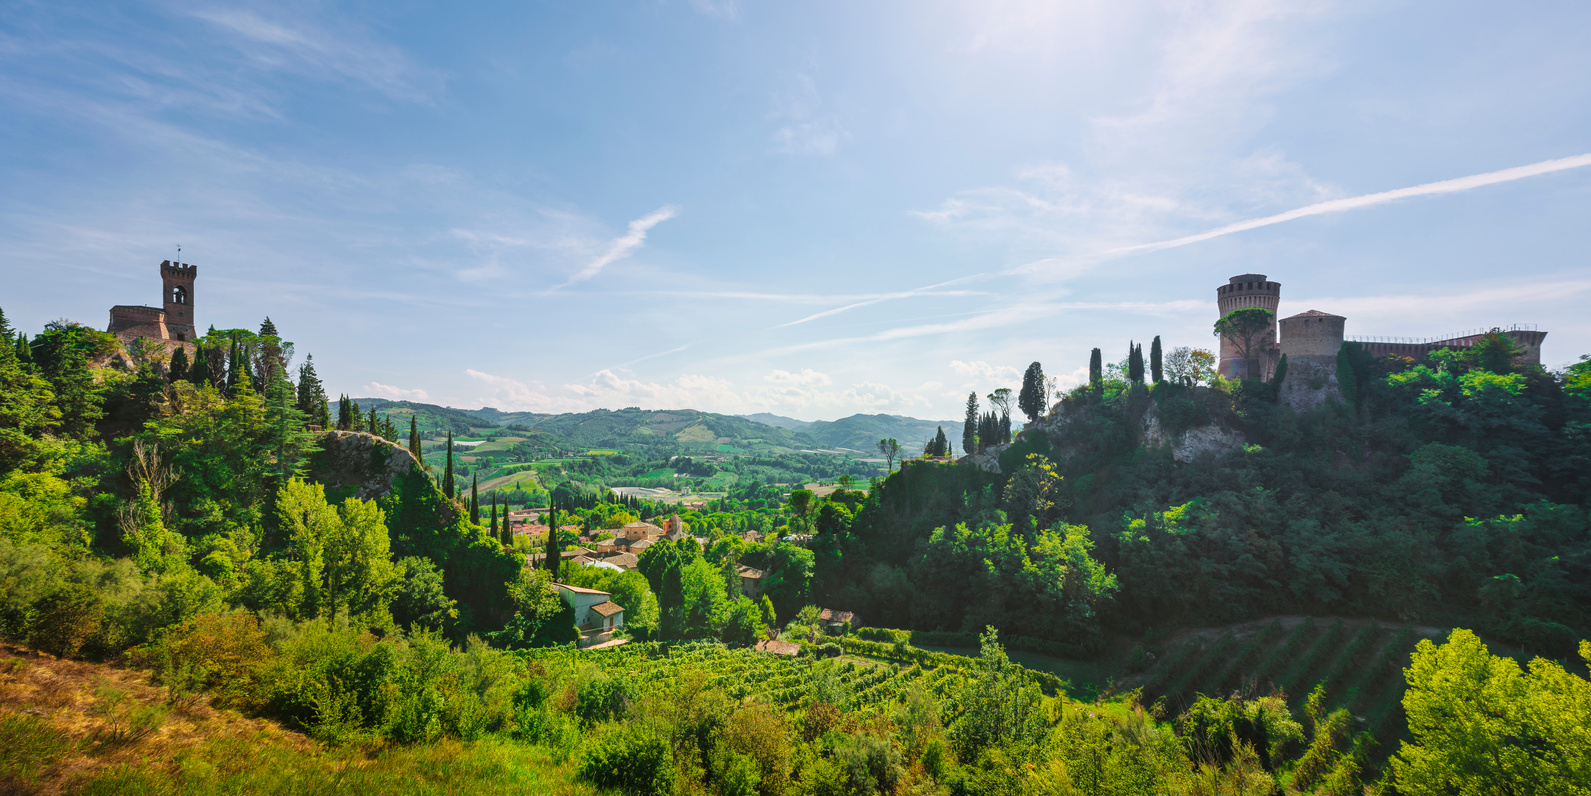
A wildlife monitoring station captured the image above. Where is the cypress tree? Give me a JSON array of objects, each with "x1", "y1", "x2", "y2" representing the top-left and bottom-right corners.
[
  {"x1": 443, "y1": 431, "x2": 456, "y2": 499},
  {"x1": 336, "y1": 395, "x2": 351, "y2": 431},
  {"x1": 1128, "y1": 341, "x2": 1144, "y2": 383},
  {"x1": 368, "y1": 407, "x2": 378, "y2": 437},
  {"x1": 168, "y1": 346, "x2": 190, "y2": 383},
  {"x1": 1018, "y1": 362, "x2": 1044, "y2": 421},
  {"x1": 225, "y1": 338, "x2": 241, "y2": 394},
  {"x1": 962, "y1": 392, "x2": 979, "y2": 455},
  {"x1": 1150, "y1": 336, "x2": 1164, "y2": 384},
  {"x1": 545, "y1": 507, "x2": 561, "y2": 581},
  {"x1": 350, "y1": 400, "x2": 363, "y2": 432},
  {"x1": 490, "y1": 493, "x2": 498, "y2": 534},
  {"x1": 470, "y1": 473, "x2": 480, "y2": 525},
  {"x1": 189, "y1": 342, "x2": 210, "y2": 386},
  {"x1": 1000, "y1": 412, "x2": 1011, "y2": 444},
  {"x1": 1089, "y1": 348, "x2": 1103, "y2": 390},
  {"x1": 408, "y1": 417, "x2": 424, "y2": 464}
]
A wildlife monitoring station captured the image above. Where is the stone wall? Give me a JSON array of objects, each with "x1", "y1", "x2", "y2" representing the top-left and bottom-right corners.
[{"x1": 1276, "y1": 355, "x2": 1344, "y2": 412}]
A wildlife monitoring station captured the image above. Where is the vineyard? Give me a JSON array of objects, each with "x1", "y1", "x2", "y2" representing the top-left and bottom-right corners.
[
  {"x1": 1136, "y1": 617, "x2": 1433, "y2": 751},
  {"x1": 521, "y1": 641, "x2": 995, "y2": 719}
]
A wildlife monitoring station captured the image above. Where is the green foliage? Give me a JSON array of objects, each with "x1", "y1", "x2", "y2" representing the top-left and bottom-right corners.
[
  {"x1": 578, "y1": 723, "x2": 674, "y2": 796},
  {"x1": 1392, "y1": 629, "x2": 1591, "y2": 795}
]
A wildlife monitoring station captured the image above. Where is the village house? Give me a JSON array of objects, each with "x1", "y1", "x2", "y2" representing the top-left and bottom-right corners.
[
  {"x1": 818, "y1": 608, "x2": 858, "y2": 633},
  {"x1": 553, "y1": 584, "x2": 625, "y2": 647},
  {"x1": 737, "y1": 565, "x2": 765, "y2": 599}
]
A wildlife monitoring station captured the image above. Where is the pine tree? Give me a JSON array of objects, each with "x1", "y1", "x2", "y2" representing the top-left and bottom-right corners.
[
  {"x1": 470, "y1": 473, "x2": 480, "y2": 525},
  {"x1": 409, "y1": 416, "x2": 424, "y2": 464},
  {"x1": 296, "y1": 355, "x2": 326, "y2": 417},
  {"x1": 168, "y1": 345, "x2": 190, "y2": 383},
  {"x1": 963, "y1": 392, "x2": 979, "y2": 455},
  {"x1": 1089, "y1": 348, "x2": 1103, "y2": 391},
  {"x1": 1150, "y1": 336, "x2": 1164, "y2": 384},
  {"x1": 259, "y1": 317, "x2": 278, "y2": 338},
  {"x1": 489, "y1": 493, "x2": 498, "y2": 535},
  {"x1": 336, "y1": 395, "x2": 352, "y2": 431},
  {"x1": 368, "y1": 407, "x2": 379, "y2": 437},
  {"x1": 350, "y1": 400, "x2": 363, "y2": 432},
  {"x1": 443, "y1": 431, "x2": 456, "y2": 499},
  {"x1": 382, "y1": 415, "x2": 397, "y2": 441},
  {"x1": 15, "y1": 333, "x2": 33, "y2": 369}
]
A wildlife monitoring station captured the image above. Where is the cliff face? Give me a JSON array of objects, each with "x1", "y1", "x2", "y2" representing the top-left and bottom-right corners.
[{"x1": 309, "y1": 431, "x2": 432, "y2": 501}]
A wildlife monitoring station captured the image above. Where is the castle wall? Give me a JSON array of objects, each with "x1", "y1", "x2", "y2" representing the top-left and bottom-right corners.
[
  {"x1": 1353, "y1": 328, "x2": 1545, "y2": 366},
  {"x1": 108, "y1": 305, "x2": 168, "y2": 339}
]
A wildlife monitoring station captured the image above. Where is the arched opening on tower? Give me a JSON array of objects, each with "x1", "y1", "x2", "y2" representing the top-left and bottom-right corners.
[{"x1": 172, "y1": 285, "x2": 187, "y2": 305}]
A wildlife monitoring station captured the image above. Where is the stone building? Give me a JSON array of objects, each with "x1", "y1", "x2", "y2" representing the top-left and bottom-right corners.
[
  {"x1": 1214, "y1": 273, "x2": 1545, "y2": 379},
  {"x1": 107, "y1": 260, "x2": 197, "y2": 343}
]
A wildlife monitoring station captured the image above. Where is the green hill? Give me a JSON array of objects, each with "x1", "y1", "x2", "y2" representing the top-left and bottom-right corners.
[{"x1": 799, "y1": 413, "x2": 963, "y2": 452}]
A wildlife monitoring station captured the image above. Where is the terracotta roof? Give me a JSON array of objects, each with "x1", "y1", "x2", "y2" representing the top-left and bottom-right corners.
[
  {"x1": 818, "y1": 608, "x2": 855, "y2": 624},
  {"x1": 554, "y1": 584, "x2": 611, "y2": 596},
  {"x1": 628, "y1": 539, "x2": 653, "y2": 550},
  {"x1": 601, "y1": 553, "x2": 640, "y2": 569},
  {"x1": 589, "y1": 601, "x2": 624, "y2": 617},
  {"x1": 755, "y1": 640, "x2": 801, "y2": 656},
  {"x1": 738, "y1": 565, "x2": 765, "y2": 579}
]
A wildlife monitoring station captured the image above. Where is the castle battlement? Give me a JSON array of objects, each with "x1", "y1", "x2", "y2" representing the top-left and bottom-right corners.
[{"x1": 110, "y1": 260, "x2": 198, "y2": 343}]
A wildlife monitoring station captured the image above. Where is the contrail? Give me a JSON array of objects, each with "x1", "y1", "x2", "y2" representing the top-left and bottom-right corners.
[{"x1": 1107, "y1": 152, "x2": 1591, "y2": 256}]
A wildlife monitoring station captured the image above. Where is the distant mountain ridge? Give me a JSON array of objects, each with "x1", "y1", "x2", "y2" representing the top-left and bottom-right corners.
[{"x1": 354, "y1": 398, "x2": 958, "y2": 455}]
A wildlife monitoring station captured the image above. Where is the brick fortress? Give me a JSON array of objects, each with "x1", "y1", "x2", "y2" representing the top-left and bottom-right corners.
[
  {"x1": 108, "y1": 260, "x2": 198, "y2": 344},
  {"x1": 1215, "y1": 273, "x2": 1547, "y2": 409}
]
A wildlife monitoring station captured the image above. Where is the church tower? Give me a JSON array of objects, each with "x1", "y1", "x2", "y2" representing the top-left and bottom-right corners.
[{"x1": 160, "y1": 260, "x2": 197, "y2": 341}]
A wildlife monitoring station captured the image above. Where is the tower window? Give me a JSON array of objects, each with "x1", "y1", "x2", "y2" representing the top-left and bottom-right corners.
[{"x1": 172, "y1": 286, "x2": 187, "y2": 305}]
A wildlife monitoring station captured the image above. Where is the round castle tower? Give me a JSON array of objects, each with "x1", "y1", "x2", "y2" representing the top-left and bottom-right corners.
[
  {"x1": 1215, "y1": 274, "x2": 1280, "y2": 379},
  {"x1": 1278, "y1": 310, "x2": 1345, "y2": 358}
]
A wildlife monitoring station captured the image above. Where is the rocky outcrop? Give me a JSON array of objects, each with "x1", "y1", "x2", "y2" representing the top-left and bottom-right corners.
[
  {"x1": 309, "y1": 431, "x2": 428, "y2": 500},
  {"x1": 1142, "y1": 412, "x2": 1246, "y2": 464},
  {"x1": 955, "y1": 443, "x2": 1010, "y2": 474}
]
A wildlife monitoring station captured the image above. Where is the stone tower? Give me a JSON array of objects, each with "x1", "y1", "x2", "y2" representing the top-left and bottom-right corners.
[
  {"x1": 1215, "y1": 274, "x2": 1280, "y2": 379},
  {"x1": 160, "y1": 260, "x2": 197, "y2": 341}
]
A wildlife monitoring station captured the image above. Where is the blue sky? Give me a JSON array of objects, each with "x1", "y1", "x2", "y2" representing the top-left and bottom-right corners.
[{"x1": 3, "y1": 0, "x2": 1589, "y2": 420}]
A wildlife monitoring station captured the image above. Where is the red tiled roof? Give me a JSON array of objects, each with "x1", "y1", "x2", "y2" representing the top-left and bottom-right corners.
[{"x1": 589, "y1": 601, "x2": 624, "y2": 617}]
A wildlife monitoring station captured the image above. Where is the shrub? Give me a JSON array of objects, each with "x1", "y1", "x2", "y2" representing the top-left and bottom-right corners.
[
  {"x1": 578, "y1": 723, "x2": 674, "y2": 796},
  {"x1": 574, "y1": 670, "x2": 634, "y2": 725}
]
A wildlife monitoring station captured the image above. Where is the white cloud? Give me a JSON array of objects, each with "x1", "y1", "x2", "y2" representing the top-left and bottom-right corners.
[
  {"x1": 765, "y1": 368, "x2": 833, "y2": 387},
  {"x1": 688, "y1": 0, "x2": 740, "y2": 20},
  {"x1": 554, "y1": 206, "x2": 678, "y2": 289},
  {"x1": 463, "y1": 367, "x2": 934, "y2": 419},
  {"x1": 364, "y1": 381, "x2": 428, "y2": 400},
  {"x1": 771, "y1": 73, "x2": 845, "y2": 156},
  {"x1": 186, "y1": 6, "x2": 443, "y2": 102},
  {"x1": 949, "y1": 360, "x2": 1022, "y2": 384}
]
